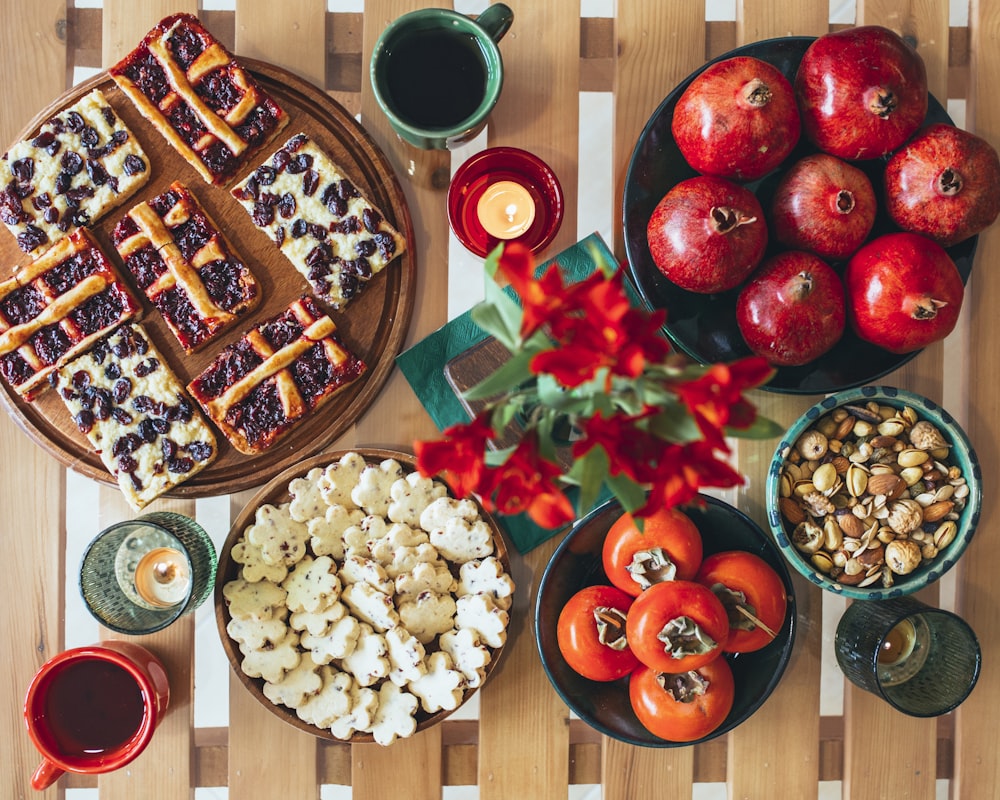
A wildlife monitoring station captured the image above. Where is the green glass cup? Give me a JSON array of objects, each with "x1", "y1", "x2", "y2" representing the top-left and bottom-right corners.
[
  {"x1": 370, "y1": 4, "x2": 514, "y2": 150},
  {"x1": 80, "y1": 512, "x2": 217, "y2": 635},
  {"x1": 835, "y1": 596, "x2": 981, "y2": 717}
]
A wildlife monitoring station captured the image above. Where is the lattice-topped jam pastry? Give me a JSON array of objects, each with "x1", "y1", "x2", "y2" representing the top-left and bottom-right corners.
[
  {"x1": 0, "y1": 88, "x2": 150, "y2": 256},
  {"x1": 0, "y1": 229, "x2": 141, "y2": 400},
  {"x1": 112, "y1": 181, "x2": 261, "y2": 353},
  {"x1": 187, "y1": 295, "x2": 366, "y2": 455},
  {"x1": 51, "y1": 322, "x2": 217, "y2": 510},
  {"x1": 109, "y1": 12, "x2": 289, "y2": 186},
  {"x1": 231, "y1": 133, "x2": 406, "y2": 309}
]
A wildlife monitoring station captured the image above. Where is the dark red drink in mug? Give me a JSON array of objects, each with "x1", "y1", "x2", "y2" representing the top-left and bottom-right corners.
[{"x1": 24, "y1": 641, "x2": 170, "y2": 790}]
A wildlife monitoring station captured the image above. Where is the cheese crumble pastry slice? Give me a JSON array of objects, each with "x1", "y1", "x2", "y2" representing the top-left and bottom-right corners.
[
  {"x1": 51, "y1": 321, "x2": 217, "y2": 510},
  {"x1": 187, "y1": 295, "x2": 366, "y2": 454},
  {"x1": 0, "y1": 229, "x2": 140, "y2": 399},
  {"x1": 1, "y1": 88, "x2": 150, "y2": 255},
  {"x1": 109, "y1": 12, "x2": 288, "y2": 186},
  {"x1": 112, "y1": 181, "x2": 260, "y2": 352},
  {"x1": 231, "y1": 133, "x2": 406, "y2": 309}
]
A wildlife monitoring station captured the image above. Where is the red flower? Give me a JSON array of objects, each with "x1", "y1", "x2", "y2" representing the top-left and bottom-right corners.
[
  {"x1": 530, "y1": 269, "x2": 670, "y2": 387},
  {"x1": 496, "y1": 243, "x2": 570, "y2": 340},
  {"x1": 639, "y1": 440, "x2": 746, "y2": 518},
  {"x1": 414, "y1": 413, "x2": 496, "y2": 500},
  {"x1": 573, "y1": 409, "x2": 664, "y2": 483},
  {"x1": 490, "y1": 434, "x2": 576, "y2": 529},
  {"x1": 669, "y1": 357, "x2": 774, "y2": 448}
]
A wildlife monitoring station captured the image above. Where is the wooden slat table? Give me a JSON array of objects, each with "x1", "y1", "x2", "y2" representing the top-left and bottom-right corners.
[{"x1": 2, "y1": 2, "x2": 997, "y2": 798}]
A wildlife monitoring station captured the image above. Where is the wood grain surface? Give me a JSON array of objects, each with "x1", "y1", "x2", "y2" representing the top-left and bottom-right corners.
[{"x1": 2, "y1": 2, "x2": 998, "y2": 800}]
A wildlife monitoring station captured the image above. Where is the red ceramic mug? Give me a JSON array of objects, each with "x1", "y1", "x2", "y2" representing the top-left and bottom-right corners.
[{"x1": 23, "y1": 640, "x2": 170, "y2": 790}]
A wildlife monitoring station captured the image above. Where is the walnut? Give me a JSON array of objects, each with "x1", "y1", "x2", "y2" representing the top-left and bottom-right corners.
[{"x1": 801, "y1": 491, "x2": 835, "y2": 517}]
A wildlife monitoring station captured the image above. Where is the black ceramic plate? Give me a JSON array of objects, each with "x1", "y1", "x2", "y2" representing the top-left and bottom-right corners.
[
  {"x1": 622, "y1": 36, "x2": 977, "y2": 395},
  {"x1": 534, "y1": 495, "x2": 796, "y2": 747}
]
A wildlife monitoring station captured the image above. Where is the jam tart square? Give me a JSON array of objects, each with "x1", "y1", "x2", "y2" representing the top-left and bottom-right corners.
[
  {"x1": 109, "y1": 12, "x2": 289, "y2": 187},
  {"x1": 231, "y1": 133, "x2": 407, "y2": 309},
  {"x1": 51, "y1": 321, "x2": 217, "y2": 510},
  {"x1": 0, "y1": 229, "x2": 141, "y2": 400},
  {"x1": 1, "y1": 88, "x2": 151, "y2": 257},
  {"x1": 112, "y1": 181, "x2": 261, "y2": 353},
  {"x1": 187, "y1": 295, "x2": 366, "y2": 455}
]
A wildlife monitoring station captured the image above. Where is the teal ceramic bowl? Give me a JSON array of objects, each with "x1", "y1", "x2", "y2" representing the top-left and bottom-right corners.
[{"x1": 767, "y1": 386, "x2": 981, "y2": 599}]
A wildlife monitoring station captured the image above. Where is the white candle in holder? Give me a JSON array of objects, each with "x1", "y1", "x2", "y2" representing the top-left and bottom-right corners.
[
  {"x1": 133, "y1": 547, "x2": 192, "y2": 608},
  {"x1": 476, "y1": 180, "x2": 536, "y2": 239}
]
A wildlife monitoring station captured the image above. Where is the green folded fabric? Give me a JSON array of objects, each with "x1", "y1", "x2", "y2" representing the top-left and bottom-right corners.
[{"x1": 395, "y1": 232, "x2": 617, "y2": 553}]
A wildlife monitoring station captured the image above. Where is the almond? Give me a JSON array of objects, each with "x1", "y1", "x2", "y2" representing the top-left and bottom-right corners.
[
  {"x1": 922, "y1": 500, "x2": 955, "y2": 522},
  {"x1": 866, "y1": 472, "x2": 906, "y2": 500},
  {"x1": 838, "y1": 513, "x2": 865, "y2": 539},
  {"x1": 779, "y1": 497, "x2": 806, "y2": 525}
]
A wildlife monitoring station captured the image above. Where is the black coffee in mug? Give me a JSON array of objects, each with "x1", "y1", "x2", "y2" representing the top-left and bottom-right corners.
[{"x1": 384, "y1": 29, "x2": 488, "y2": 130}]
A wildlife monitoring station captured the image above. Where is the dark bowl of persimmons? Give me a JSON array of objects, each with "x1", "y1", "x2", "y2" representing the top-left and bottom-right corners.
[{"x1": 534, "y1": 494, "x2": 797, "y2": 746}]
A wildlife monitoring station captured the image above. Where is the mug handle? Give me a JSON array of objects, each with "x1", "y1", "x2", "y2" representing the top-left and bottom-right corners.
[
  {"x1": 475, "y1": 3, "x2": 514, "y2": 43},
  {"x1": 31, "y1": 758, "x2": 65, "y2": 791}
]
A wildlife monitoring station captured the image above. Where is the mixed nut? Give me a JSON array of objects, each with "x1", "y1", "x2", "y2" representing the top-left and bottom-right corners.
[{"x1": 777, "y1": 400, "x2": 969, "y2": 589}]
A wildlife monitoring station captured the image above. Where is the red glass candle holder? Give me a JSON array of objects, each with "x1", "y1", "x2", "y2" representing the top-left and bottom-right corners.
[{"x1": 448, "y1": 146, "x2": 564, "y2": 257}]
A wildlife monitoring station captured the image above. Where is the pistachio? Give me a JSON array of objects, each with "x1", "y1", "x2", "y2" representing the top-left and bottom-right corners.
[
  {"x1": 846, "y1": 464, "x2": 869, "y2": 497},
  {"x1": 898, "y1": 448, "x2": 930, "y2": 468},
  {"x1": 812, "y1": 462, "x2": 839, "y2": 494},
  {"x1": 823, "y1": 517, "x2": 843, "y2": 551},
  {"x1": 934, "y1": 521, "x2": 958, "y2": 549}
]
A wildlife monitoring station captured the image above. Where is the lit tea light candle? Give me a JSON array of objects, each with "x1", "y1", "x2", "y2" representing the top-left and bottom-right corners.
[
  {"x1": 133, "y1": 547, "x2": 191, "y2": 608},
  {"x1": 878, "y1": 618, "x2": 917, "y2": 666},
  {"x1": 476, "y1": 180, "x2": 536, "y2": 239}
]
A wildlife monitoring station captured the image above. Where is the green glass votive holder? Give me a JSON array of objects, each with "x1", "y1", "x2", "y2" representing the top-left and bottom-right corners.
[
  {"x1": 835, "y1": 595, "x2": 981, "y2": 717},
  {"x1": 80, "y1": 512, "x2": 217, "y2": 635}
]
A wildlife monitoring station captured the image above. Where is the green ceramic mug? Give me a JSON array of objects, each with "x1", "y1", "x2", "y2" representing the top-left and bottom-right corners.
[{"x1": 370, "y1": 4, "x2": 514, "y2": 150}]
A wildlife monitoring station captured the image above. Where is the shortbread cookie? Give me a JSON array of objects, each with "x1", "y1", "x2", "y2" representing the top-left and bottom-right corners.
[
  {"x1": 1, "y1": 88, "x2": 150, "y2": 255},
  {"x1": 230, "y1": 133, "x2": 406, "y2": 308},
  {"x1": 262, "y1": 658, "x2": 322, "y2": 709},
  {"x1": 222, "y1": 451, "x2": 515, "y2": 745},
  {"x1": 1, "y1": 229, "x2": 141, "y2": 399},
  {"x1": 186, "y1": 295, "x2": 366, "y2": 454},
  {"x1": 112, "y1": 181, "x2": 260, "y2": 352},
  {"x1": 51, "y1": 321, "x2": 216, "y2": 509},
  {"x1": 370, "y1": 681, "x2": 418, "y2": 746},
  {"x1": 240, "y1": 630, "x2": 301, "y2": 684},
  {"x1": 109, "y1": 13, "x2": 288, "y2": 186}
]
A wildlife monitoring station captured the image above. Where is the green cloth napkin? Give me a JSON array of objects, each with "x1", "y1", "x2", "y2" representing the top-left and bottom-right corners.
[{"x1": 396, "y1": 232, "x2": 617, "y2": 553}]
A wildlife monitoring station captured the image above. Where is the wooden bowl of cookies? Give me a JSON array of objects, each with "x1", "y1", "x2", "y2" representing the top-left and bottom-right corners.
[{"x1": 214, "y1": 448, "x2": 514, "y2": 744}]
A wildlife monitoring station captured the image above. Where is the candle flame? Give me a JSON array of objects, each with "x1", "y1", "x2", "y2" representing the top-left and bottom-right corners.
[{"x1": 504, "y1": 203, "x2": 518, "y2": 223}]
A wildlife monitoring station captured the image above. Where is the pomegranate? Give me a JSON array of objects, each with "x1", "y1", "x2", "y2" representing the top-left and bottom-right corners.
[
  {"x1": 845, "y1": 232, "x2": 964, "y2": 354},
  {"x1": 770, "y1": 153, "x2": 877, "y2": 260},
  {"x1": 795, "y1": 26, "x2": 928, "y2": 160},
  {"x1": 647, "y1": 175, "x2": 768, "y2": 294},
  {"x1": 884, "y1": 122, "x2": 1000, "y2": 247},
  {"x1": 671, "y1": 55, "x2": 801, "y2": 181},
  {"x1": 736, "y1": 251, "x2": 846, "y2": 366}
]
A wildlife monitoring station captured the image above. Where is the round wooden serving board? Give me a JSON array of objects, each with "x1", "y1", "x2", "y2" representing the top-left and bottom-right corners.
[{"x1": 0, "y1": 60, "x2": 416, "y2": 497}]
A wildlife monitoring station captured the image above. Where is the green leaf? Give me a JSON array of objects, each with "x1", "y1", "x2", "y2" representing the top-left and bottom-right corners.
[
  {"x1": 570, "y1": 447, "x2": 609, "y2": 517},
  {"x1": 606, "y1": 472, "x2": 648, "y2": 515},
  {"x1": 471, "y1": 299, "x2": 521, "y2": 351},
  {"x1": 727, "y1": 415, "x2": 784, "y2": 440},
  {"x1": 464, "y1": 349, "x2": 536, "y2": 401},
  {"x1": 648, "y1": 403, "x2": 703, "y2": 442}
]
